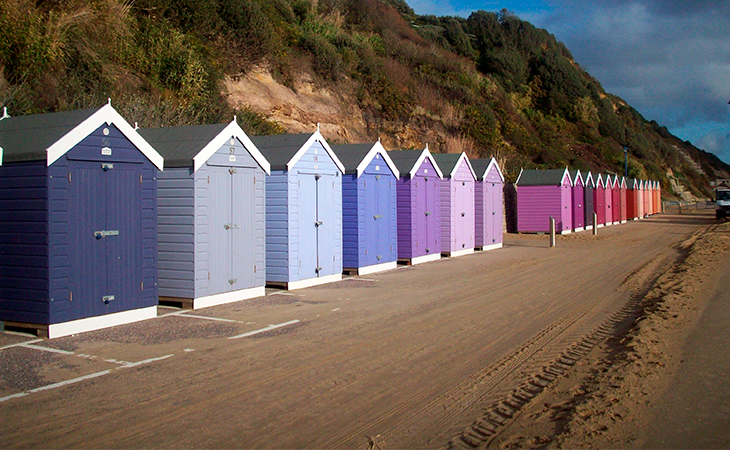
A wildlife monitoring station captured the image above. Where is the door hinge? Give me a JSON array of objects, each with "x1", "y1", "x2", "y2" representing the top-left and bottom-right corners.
[
  {"x1": 140, "y1": 175, "x2": 143, "y2": 184},
  {"x1": 69, "y1": 291, "x2": 72, "y2": 302},
  {"x1": 67, "y1": 172, "x2": 72, "y2": 183},
  {"x1": 141, "y1": 281, "x2": 144, "y2": 290},
  {"x1": 254, "y1": 265, "x2": 257, "y2": 273},
  {"x1": 208, "y1": 272, "x2": 210, "y2": 280}
]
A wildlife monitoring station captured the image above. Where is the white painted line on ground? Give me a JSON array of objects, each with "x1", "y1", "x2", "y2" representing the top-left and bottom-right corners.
[
  {"x1": 358, "y1": 278, "x2": 376, "y2": 282},
  {"x1": 184, "y1": 348, "x2": 195, "y2": 352},
  {"x1": 0, "y1": 354, "x2": 175, "y2": 404},
  {"x1": 271, "y1": 292, "x2": 297, "y2": 296},
  {"x1": 0, "y1": 338, "x2": 44, "y2": 351},
  {"x1": 177, "y1": 314, "x2": 239, "y2": 323},
  {"x1": 332, "y1": 308, "x2": 340, "y2": 312},
  {"x1": 19, "y1": 343, "x2": 75, "y2": 355},
  {"x1": 28, "y1": 370, "x2": 112, "y2": 394},
  {"x1": 121, "y1": 354, "x2": 174, "y2": 368},
  {"x1": 228, "y1": 320, "x2": 301, "y2": 340}
]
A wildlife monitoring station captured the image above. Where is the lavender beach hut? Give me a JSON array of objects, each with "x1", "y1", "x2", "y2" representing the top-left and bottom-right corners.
[
  {"x1": 432, "y1": 152, "x2": 476, "y2": 257},
  {"x1": 569, "y1": 169, "x2": 585, "y2": 232},
  {"x1": 251, "y1": 129, "x2": 345, "y2": 290},
  {"x1": 139, "y1": 121, "x2": 270, "y2": 309},
  {"x1": 388, "y1": 147, "x2": 443, "y2": 265},
  {"x1": 0, "y1": 104, "x2": 163, "y2": 338},
  {"x1": 515, "y1": 168, "x2": 573, "y2": 234},
  {"x1": 332, "y1": 141, "x2": 399, "y2": 275},
  {"x1": 471, "y1": 157, "x2": 504, "y2": 251}
]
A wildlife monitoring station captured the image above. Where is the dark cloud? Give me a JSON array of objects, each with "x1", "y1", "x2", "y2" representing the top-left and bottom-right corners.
[{"x1": 535, "y1": 0, "x2": 730, "y2": 162}]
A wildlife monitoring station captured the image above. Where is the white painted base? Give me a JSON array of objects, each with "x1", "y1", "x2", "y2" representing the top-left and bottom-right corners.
[
  {"x1": 560, "y1": 229, "x2": 572, "y2": 235},
  {"x1": 596, "y1": 224, "x2": 605, "y2": 228},
  {"x1": 192, "y1": 286, "x2": 265, "y2": 310},
  {"x1": 478, "y1": 243, "x2": 503, "y2": 252},
  {"x1": 620, "y1": 220, "x2": 627, "y2": 224},
  {"x1": 47, "y1": 306, "x2": 157, "y2": 339},
  {"x1": 347, "y1": 261, "x2": 398, "y2": 276},
  {"x1": 585, "y1": 225, "x2": 594, "y2": 231},
  {"x1": 573, "y1": 227, "x2": 584, "y2": 232},
  {"x1": 408, "y1": 253, "x2": 442, "y2": 265},
  {"x1": 286, "y1": 273, "x2": 342, "y2": 290},
  {"x1": 444, "y1": 248, "x2": 475, "y2": 258},
  {"x1": 604, "y1": 222, "x2": 612, "y2": 227}
]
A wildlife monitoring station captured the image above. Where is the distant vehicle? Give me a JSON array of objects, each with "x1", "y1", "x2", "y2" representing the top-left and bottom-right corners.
[{"x1": 716, "y1": 187, "x2": 730, "y2": 219}]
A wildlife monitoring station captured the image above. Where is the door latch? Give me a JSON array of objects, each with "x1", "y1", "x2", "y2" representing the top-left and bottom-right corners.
[
  {"x1": 94, "y1": 230, "x2": 119, "y2": 239},
  {"x1": 229, "y1": 278, "x2": 237, "y2": 285},
  {"x1": 102, "y1": 295, "x2": 115, "y2": 304},
  {"x1": 315, "y1": 221, "x2": 323, "y2": 227}
]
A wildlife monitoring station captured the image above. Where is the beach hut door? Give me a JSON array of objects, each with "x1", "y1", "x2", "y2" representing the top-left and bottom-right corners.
[{"x1": 68, "y1": 162, "x2": 142, "y2": 319}]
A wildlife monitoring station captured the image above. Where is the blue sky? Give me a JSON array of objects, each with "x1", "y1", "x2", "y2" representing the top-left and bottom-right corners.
[{"x1": 408, "y1": 0, "x2": 730, "y2": 166}]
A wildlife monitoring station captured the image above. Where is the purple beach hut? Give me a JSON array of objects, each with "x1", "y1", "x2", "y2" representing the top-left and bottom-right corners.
[
  {"x1": 388, "y1": 147, "x2": 443, "y2": 265},
  {"x1": 471, "y1": 157, "x2": 504, "y2": 251}
]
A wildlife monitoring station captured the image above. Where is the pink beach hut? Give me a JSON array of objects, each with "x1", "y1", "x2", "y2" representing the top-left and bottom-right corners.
[{"x1": 515, "y1": 168, "x2": 573, "y2": 234}]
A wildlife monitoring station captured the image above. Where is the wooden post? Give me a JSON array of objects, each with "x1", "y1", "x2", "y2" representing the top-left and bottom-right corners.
[
  {"x1": 593, "y1": 212, "x2": 598, "y2": 235},
  {"x1": 549, "y1": 216, "x2": 556, "y2": 247}
]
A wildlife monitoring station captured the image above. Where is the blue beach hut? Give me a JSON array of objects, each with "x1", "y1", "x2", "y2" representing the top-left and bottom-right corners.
[
  {"x1": 332, "y1": 140, "x2": 400, "y2": 275},
  {"x1": 251, "y1": 128, "x2": 345, "y2": 290},
  {"x1": 0, "y1": 103, "x2": 163, "y2": 338},
  {"x1": 139, "y1": 120, "x2": 270, "y2": 309}
]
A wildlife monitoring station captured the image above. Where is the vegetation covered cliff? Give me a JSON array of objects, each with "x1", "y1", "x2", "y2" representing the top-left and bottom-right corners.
[{"x1": 1, "y1": 0, "x2": 727, "y2": 196}]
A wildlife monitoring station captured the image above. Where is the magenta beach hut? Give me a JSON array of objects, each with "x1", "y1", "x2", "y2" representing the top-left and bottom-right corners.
[
  {"x1": 432, "y1": 152, "x2": 476, "y2": 257},
  {"x1": 593, "y1": 174, "x2": 606, "y2": 228},
  {"x1": 515, "y1": 168, "x2": 573, "y2": 234},
  {"x1": 603, "y1": 174, "x2": 614, "y2": 226},
  {"x1": 388, "y1": 147, "x2": 443, "y2": 265},
  {"x1": 569, "y1": 169, "x2": 585, "y2": 232},
  {"x1": 471, "y1": 157, "x2": 504, "y2": 251},
  {"x1": 611, "y1": 175, "x2": 621, "y2": 225},
  {"x1": 583, "y1": 172, "x2": 595, "y2": 230}
]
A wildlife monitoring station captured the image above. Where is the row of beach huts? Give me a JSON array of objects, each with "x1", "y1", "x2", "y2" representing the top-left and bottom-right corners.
[{"x1": 0, "y1": 104, "x2": 661, "y2": 338}]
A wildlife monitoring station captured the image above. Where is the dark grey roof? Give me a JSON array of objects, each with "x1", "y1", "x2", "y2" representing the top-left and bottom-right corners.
[
  {"x1": 387, "y1": 149, "x2": 424, "y2": 174},
  {"x1": 249, "y1": 133, "x2": 311, "y2": 170},
  {"x1": 626, "y1": 178, "x2": 637, "y2": 189},
  {"x1": 470, "y1": 158, "x2": 489, "y2": 181},
  {"x1": 431, "y1": 153, "x2": 461, "y2": 176},
  {"x1": 138, "y1": 123, "x2": 227, "y2": 168},
  {"x1": 330, "y1": 143, "x2": 374, "y2": 174},
  {"x1": 516, "y1": 169, "x2": 569, "y2": 186},
  {"x1": 0, "y1": 108, "x2": 100, "y2": 163}
]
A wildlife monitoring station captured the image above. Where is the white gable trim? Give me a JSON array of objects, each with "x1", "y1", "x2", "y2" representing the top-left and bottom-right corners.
[
  {"x1": 571, "y1": 169, "x2": 584, "y2": 187},
  {"x1": 0, "y1": 146, "x2": 3, "y2": 166},
  {"x1": 192, "y1": 120, "x2": 271, "y2": 174},
  {"x1": 515, "y1": 168, "x2": 524, "y2": 185},
  {"x1": 484, "y1": 157, "x2": 505, "y2": 182},
  {"x1": 620, "y1": 177, "x2": 627, "y2": 189},
  {"x1": 286, "y1": 130, "x2": 345, "y2": 173},
  {"x1": 560, "y1": 167, "x2": 572, "y2": 186},
  {"x1": 449, "y1": 152, "x2": 477, "y2": 180},
  {"x1": 355, "y1": 141, "x2": 400, "y2": 178},
  {"x1": 595, "y1": 173, "x2": 605, "y2": 189},
  {"x1": 46, "y1": 104, "x2": 164, "y2": 170},
  {"x1": 584, "y1": 171, "x2": 595, "y2": 188},
  {"x1": 410, "y1": 146, "x2": 444, "y2": 179}
]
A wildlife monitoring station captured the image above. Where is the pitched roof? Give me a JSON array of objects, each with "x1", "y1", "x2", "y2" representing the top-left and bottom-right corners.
[
  {"x1": 249, "y1": 131, "x2": 344, "y2": 173},
  {"x1": 387, "y1": 147, "x2": 443, "y2": 179},
  {"x1": 330, "y1": 141, "x2": 399, "y2": 178},
  {"x1": 431, "y1": 152, "x2": 476, "y2": 179},
  {"x1": 584, "y1": 171, "x2": 596, "y2": 188},
  {"x1": 515, "y1": 168, "x2": 571, "y2": 186},
  {"x1": 138, "y1": 121, "x2": 270, "y2": 173},
  {"x1": 470, "y1": 157, "x2": 505, "y2": 182},
  {"x1": 0, "y1": 104, "x2": 163, "y2": 169},
  {"x1": 569, "y1": 169, "x2": 584, "y2": 187}
]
